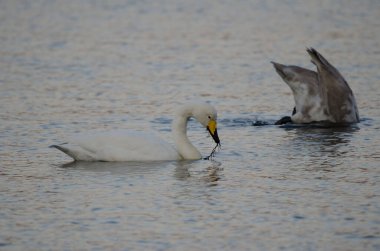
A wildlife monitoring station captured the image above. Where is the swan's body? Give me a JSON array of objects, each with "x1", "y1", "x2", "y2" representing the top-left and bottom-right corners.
[
  {"x1": 52, "y1": 131, "x2": 180, "y2": 161},
  {"x1": 272, "y1": 48, "x2": 359, "y2": 124},
  {"x1": 51, "y1": 103, "x2": 220, "y2": 161}
]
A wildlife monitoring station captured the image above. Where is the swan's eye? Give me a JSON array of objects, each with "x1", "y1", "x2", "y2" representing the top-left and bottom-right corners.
[{"x1": 208, "y1": 115, "x2": 211, "y2": 119}]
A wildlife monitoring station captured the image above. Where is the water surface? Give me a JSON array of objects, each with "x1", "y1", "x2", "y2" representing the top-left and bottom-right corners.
[{"x1": 1, "y1": 0, "x2": 379, "y2": 250}]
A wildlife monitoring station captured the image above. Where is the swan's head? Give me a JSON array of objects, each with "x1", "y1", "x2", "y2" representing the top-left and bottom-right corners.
[{"x1": 190, "y1": 103, "x2": 220, "y2": 145}]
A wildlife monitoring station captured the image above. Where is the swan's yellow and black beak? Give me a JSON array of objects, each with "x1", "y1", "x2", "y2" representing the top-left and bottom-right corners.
[{"x1": 207, "y1": 120, "x2": 220, "y2": 144}]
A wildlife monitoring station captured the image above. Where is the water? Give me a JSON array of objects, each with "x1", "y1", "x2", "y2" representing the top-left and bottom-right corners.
[{"x1": 1, "y1": 0, "x2": 380, "y2": 250}]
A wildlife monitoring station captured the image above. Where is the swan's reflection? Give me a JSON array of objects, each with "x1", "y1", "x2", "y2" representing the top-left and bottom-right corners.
[
  {"x1": 56, "y1": 159, "x2": 222, "y2": 184},
  {"x1": 282, "y1": 124, "x2": 360, "y2": 170},
  {"x1": 173, "y1": 160, "x2": 223, "y2": 185},
  {"x1": 173, "y1": 160, "x2": 193, "y2": 180},
  {"x1": 57, "y1": 160, "x2": 173, "y2": 176}
]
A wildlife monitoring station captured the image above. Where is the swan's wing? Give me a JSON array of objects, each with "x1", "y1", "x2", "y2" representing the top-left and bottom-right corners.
[
  {"x1": 271, "y1": 62, "x2": 319, "y2": 98},
  {"x1": 272, "y1": 62, "x2": 329, "y2": 123},
  {"x1": 307, "y1": 48, "x2": 359, "y2": 123},
  {"x1": 53, "y1": 130, "x2": 180, "y2": 161},
  {"x1": 271, "y1": 62, "x2": 318, "y2": 88}
]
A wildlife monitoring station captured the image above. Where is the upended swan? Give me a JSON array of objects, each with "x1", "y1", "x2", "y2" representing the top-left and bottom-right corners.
[
  {"x1": 50, "y1": 103, "x2": 220, "y2": 161},
  {"x1": 272, "y1": 48, "x2": 359, "y2": 125}
]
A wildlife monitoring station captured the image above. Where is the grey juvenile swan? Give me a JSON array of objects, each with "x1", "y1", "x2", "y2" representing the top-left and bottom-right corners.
[{"x1": 272, "y1": 48, "x2": 359, "y2": 125}]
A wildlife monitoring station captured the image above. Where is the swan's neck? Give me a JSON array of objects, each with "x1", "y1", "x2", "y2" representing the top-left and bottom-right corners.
[{"x1": 172, "y1": 112, "x2": 202, "y2": 160}]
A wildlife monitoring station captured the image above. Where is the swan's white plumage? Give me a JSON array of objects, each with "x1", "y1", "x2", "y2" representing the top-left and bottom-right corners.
[
  {"x1": 67, "y1": 131, "x2": 180, "y2": 161},
  {"x1": 51, "y1": 103, "x2": 220, "y2": 162}
]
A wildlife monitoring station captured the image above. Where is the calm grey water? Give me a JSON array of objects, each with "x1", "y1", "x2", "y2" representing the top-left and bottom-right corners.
[{"x1": 1, "y1": 0, "x2": 380, "y2": 250}]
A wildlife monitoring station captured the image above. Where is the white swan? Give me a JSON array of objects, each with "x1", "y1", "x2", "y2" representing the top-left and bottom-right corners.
[
  {"x1": 50, "y1": 103, "x2": 220, "y2": 161},
  {"x1": 272, "y1": 48, "x2": 359, "y2": 125}
]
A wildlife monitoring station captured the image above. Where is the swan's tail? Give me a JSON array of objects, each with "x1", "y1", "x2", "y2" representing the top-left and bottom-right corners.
[{"x1": 50, "y1": 144, "x2": 76, "y2": 160}]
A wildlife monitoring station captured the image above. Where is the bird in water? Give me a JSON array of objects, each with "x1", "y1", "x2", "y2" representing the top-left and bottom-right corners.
[
  {"x1": 50, "y1": 103, "x2": 220, "y2": 161},
  {"x1": 272, "y1": 48, "x2": 359, "y2": 125}
]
